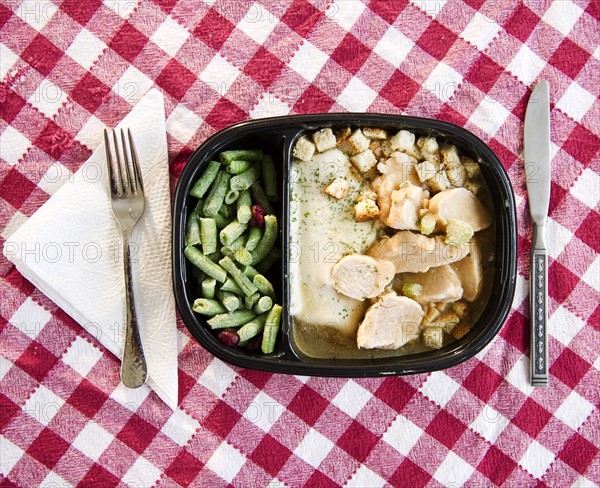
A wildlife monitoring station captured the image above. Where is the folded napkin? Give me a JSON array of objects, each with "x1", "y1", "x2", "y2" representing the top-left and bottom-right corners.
[{"x1": 3, "y1": 89, "x2": 178, "y2": 409}]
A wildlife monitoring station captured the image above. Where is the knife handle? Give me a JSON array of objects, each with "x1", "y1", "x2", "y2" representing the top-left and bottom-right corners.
[{"x1": 530, "y1": 247, "x2": 549, "y2": 386}]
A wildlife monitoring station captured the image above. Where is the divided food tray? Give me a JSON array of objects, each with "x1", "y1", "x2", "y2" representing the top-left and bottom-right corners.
[{"x1": 172, "y1": 114, "x2": 517, "y2": 376}]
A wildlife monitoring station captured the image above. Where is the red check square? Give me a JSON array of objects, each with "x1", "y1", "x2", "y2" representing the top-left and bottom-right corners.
[
  {"x1": 477, "y1": 445, "x2": 517, "y2": 486},
  {"x1": 379, "y1": 71, "x2": 421, "y2": 112},
  {"x1": 250, "y1": 434, "x2": 292, "y2": 476},
  {"x1": 337, "y1": 420, "x2": 379, "y2": 463},
  {"x1": 26, "y1": 428, "x2": 69, "y2": 469},
  {"x1": 21, "y1": 34, "x2": 62, "y2": 77},
  {"x1": 562, "y1": 125, "x2": 600, "y2": 166},
  {"x1": 287, "y1": 385, "x2": 329, "y2": 426},
  {"x1": 165, "y1": 450, "x2": 204, "y2": 487},
  {"x1": 79, "y1": 464, "x2": 120, "y2": 488},
  {"x1": 389, "y1": 458, "x2": 431, "y2": 488},
  {"x1": 204, "y1": 401, "x2": 241, "y2": 438},
  {"x1": 109, "y1": 23, "x2": 148, "y2": 63},
  {"x1": 71, "y1": 72, "x2": 112, "y2": 113},
  {"x1": 369, "y1": 0, "x2": 408, "y2": 24},
  {"x1": 504, "y1": 4, "x2": 539, "y2": 42},
  {"x1": 67, "y1": 379, "x2": 108, "y2": 418},
  {"x1": 116, "y1": 414, "x2": 160, "y2": 454},
  {"x1": 426, "y1": 410, "x2": 467, "y2": 449},
  {"x1": 205, "y1": 98, "x2": 247, "y2": 131},
  {"x1": 0, "y1": 90, "x2": 26, "y2": 124},
  {"x1": 293, "y1": 85, "x2": 335, "y2": 113},
  {"x1": 558, "y1": 434, "x2": 598, "y2": 474},
  {"x1": 0, "y1": 168, "x2": 37, "y2": 210},
  {"x1": 463, "y1": 363, "x2": 505, "y2": 403},
  {"x1": 466, "y1": 55, "x2": 505, "y2": 94},
  {"x1": 550, "y1": 348, "x2": 591, "y2": 389},
  {"x1": 374, "y1": 378, "x2": 416, "y2": 411},
  {"x1": 193, "y1": 10, "x2": 235, "y2": 51},
  {"x1": 281, "y1": 0, "x2": 324, "y2": 37},
  {"x1": 15, "y1": 342, "x2": 58, "y2": 382},
  {"x1": 549, "y1": 38, "x2": 590, "y2": 79},
  {"x1": 0, "y1": 3, "x2": 12, "y2": 29},
  {"x1": 575, "y1": 211, "x2": 600, "y2": 253},
  {"x1": 61, "y1": 0, "x2": 103, "y2": 26},
  {"x1": 512, "y1": 398, "x2": 553, "y2": 437},
  {"x1": 548, "y1": 261, "x2": 580, "y2": 303},
  {"x1": 156, "y1": 59, "x2": 196, "y2": 101},
  {"x1": 417, "y1": 22, "x2": 458, "y2": 61},
  {"x1": 304, "y1": 471, "x2": 338, "y2": 488},
  {"x1": 244, "y1": 47, "x2": 285, "y2": 89},
  {"x1": 331, "y1": 33, "x2": 371, "y2": 75},
  {"x1": 153, "y1": 0, "x2": 178, "y2": 15},
  {"x1": 0, "y1": 393, "x2": 19, "y2": 430}
]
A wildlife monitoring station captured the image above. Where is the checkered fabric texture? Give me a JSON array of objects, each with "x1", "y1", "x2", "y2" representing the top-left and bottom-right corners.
[{"x1": 1, "y1": 0, "x2": 599, "y2": 487}]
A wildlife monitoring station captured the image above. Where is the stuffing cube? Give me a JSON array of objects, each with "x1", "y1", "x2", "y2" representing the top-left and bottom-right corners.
[
  {"x1": 417, "y1": 136, "x2": 441, "y2": 166},
  {"x1": 362, "y1": 127, "x2": 388, "y2": 140},
  {"x1": 451, "y1": 323, "x2": 470, "y2": 340},
  {"x1": 293, "y1": 136, "x2": 316, "y2": 162},
  {"x1": 355, "y1": 199, "x2": 380, "y2": 221},
  {"x1": 461, "y1": 157, "x2": 481, "y2": 178},
  {"x1": 416, "y1": 161, "x2": 437, "y2": 183},
  {"x1": 350, "y1": 149, "x2": 377, "y2": 173},
  {"x1": 358, "y1": 189, "x2": 377, "y2": 202},
  {"x1": 336, "y1": 127, "x2": 352, "y2": 145},
  {"x1": 312, "y1": 128, "x2": 337, "y2": 152},
  {"x1": 390, "y1": 130, "x2": 420, "y2": 158},
  {"x1": 380, "y1": 139, "x2": 394, "y2": 157},
  {"x1": 422, "y1": 326, "x2": 444, "y2": 349},
  {"x1": 452, "y1": 301, "x2": 468, "y2": 318},
  {"x1": 464, "y1": 179, "x2": 483, "y2": 196},
  {"x1": 440, "y1": 144, "x2": 461, "y2": 167},
  {"x1": 423, "y1": 305, "x2": 441, "y2": 325},
  {"x1": 344, "y1": 129, "x2": 371, "y2": 155},
  {"x1": 435, "y1": 312, "x2": 461, "y2": 334},
  {"x1": 446, "y1": 163, "x2": 467, "y2": 187},
  {"x1": 427, "y1": 171, "x2": 451, "y2": 192},
  {"x1": 324, "y1": 177, "x2": 350, "y2": 200}
]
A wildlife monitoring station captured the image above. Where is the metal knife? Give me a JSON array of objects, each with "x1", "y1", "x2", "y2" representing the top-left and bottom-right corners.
[{"x1": 524, "y1": 80, "x2": 551, "y2": 387}]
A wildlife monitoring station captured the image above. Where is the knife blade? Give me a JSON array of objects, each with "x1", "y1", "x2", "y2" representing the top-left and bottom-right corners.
[{"x1": 524, "y1": 80, "x2": 551, "y2": 387}]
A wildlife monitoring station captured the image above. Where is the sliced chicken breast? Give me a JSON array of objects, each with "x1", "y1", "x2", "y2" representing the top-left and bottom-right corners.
[
  {"x1": 395, "y1": 265, "x2": 463, "y2": 303},
  {"x1": 387, "y1": 183, "x2": 426, "y2": 230},
  {"x1": 357, "y1": 294, "x2": 425, "y2": 349},
  {"x1": 452, "y1": 237, "x2": 483, "y2": 302},
  {"x1": 368, "y1": 231, "x2": 470, "y2": 274},
  {"x1": 331, "y1": 255, "x2": 395, "y2": 300},
  {"x1": 428, "y1": 188, "x2": 491, "y2": 231}
]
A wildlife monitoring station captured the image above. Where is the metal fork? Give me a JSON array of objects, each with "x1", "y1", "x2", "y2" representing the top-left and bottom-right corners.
[{"x1": 104, "y1": 128, "x2": 147, "y2": 388}]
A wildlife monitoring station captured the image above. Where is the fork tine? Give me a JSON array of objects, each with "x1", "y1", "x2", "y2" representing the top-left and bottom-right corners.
[
  {"x1": 112, "y1": 130, "x2": 126, "y2": 196},
  {"x1": 104, "y1": 129, "x2": 117, "y2": 195},
  {"x1": 120, "y1": 128, "x2": 134, "y2": 194},
  {"x1": 128, "y1": 129, "x2": 144, "y2": 194}
]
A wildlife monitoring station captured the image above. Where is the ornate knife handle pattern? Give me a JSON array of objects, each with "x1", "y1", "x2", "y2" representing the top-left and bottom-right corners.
[{"x1": 530, "y1": 250, "x2": 548, "y2": 386}]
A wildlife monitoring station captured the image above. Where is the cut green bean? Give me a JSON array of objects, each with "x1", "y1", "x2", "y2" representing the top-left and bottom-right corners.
[
  {"x1": 217, "y1": 290, "x2": 240, "y2": 312},
  {"x1": 207, "y1": 310, "x2": 257, "y2": 329},
  {"x1": 227, "y1": 160, "x2": 252, "y2": 175},
  {"x1": 185, "y1": 211, "x2": 201, "y2": 246},
  {"x1": 250, "y1": 215, "x2": 278, "y2": 265},
  {"x1": 203, "y1": 171, "x2": 230, "y2": 217},
  {"x1": 201, "y1": 278, "x2": 217, "y2": 299},
  {"x1": 261, "y1": 154, "x2": 277, "y2": 201},
  {"x1": 221, "y1": 278, "x2": 243, "y2": 294},
  {"x1": 190, "y1": 161, "x2": 221, "y2": 198},
  {"x1": 224, "y1": 189, "x2": 240, "y2": 205},
  {"x1": 192, "y1": 298, "x2": 227, "y2": 316},
  {"x1": 220, "y1": 149, "x2": 263, "y2": 165},
  {"x1": 199, "y1": 217, "x2": 217, "y2": 255},
  {"x1": 237, "y1": 313, "x2": 268, "y2": 343},
  {"x1": 253, "y1": 274, "x2": 275, "y2": 299},
  {"x1": 250, "y1": 181, "x2": 274, "y2": 215},
  {"x1": 245, "y1": 226, "x2": 263, "y2": 252},
  {"x1": 242, "y1": 265, "x2": 259, "y2": 280},
  {"x1": 253, "y1": 296, "x2": 273, "y2": 315},
  {"x1": 220, "y1": 219, "x2": 247, "y2": 246},
  {"x1": 206, "y1": 248, "x2": 223, "y2": 263},
  {"x1": 245, "y1": 292, "x2": 260, "y2": 309},
  {"x1": 184, "y1": 245, "x2": 227, "y2": 283},
  {"x1": 230, "y1": 163, "x2": 262, "y2": 191},
  {"x1": 213, "y1": 213, "x2": 230, "y2": 229},
  {"x1": 261, "y1": 304, "x2": 282, "y2": 354},
  {"x1": 255, "y1": 248, "x2": 281, "y2": 274},
  {"x1": 236, "y1": 190, "x2": 252, "y2": 224},
  {"x1": 219, "y1": 257, "x2": 258, "y2": 297},
  {"x1": 233, "y1": 248, "x2": 252, "y2": 266},
  {"x1": 222, "y1": 234, "x2": 247, "y2": 257},
  {"x1": 219, "y1": 203, "x2": 233, "y2": 218}
]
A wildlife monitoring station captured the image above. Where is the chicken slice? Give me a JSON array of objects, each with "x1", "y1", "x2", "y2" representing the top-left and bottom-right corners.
[
  {"x1": 372, "y1": 152, "x2": 420, "y2": 221},
  {"x1": 387, "y1": 182, "x2": 426, "y2": 230},
  {"x1": 331, "y1": 255, "x2": 395, "y2": 300},
  {"x1": 395, "y1": 265, "x2": 463, "y2": 303},
  {"x1": 368, "y1": 231, "x2": 470, "y2": 274},
  {"x1": 357, "y1": 294, "x2": 425, "y2": 349},
  {"x1": 428, "y1": 188, "x2": 491, "y2": 231},
  {"x1": 452, "y1": 237, "x2": 483, "y2": 301}
]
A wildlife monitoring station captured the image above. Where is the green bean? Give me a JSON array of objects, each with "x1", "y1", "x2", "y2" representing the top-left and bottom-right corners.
[
  {"x1": 220, "y1": 219, "x2": 247, "y2": 246},
  {"x1": 184, "y1": 245, "x2": 227, "y2": 283},
  {"x1": 261, "y1": 154, "x2": 277, "y2": 201},
  {"x1": 207, "y1": 310, "x2": 257, "y2": 329},
  {"x1": 220, "y1": 278, "x2": 243, "y2": 294},
  {"x1": 261, "y1": 304, "x2": 282, "y2": 354},
  {"x1": 192, "y1": 298, "x2": 227, "y2": 316},
  {"x1": 242, "y1": 265, "x2": 259, "y2": 280},
  {"x1": 199, "y1": 218, "x2": 217, "y2": 255},
  {"x1": 245, "y1": 226, "x2": 262, "y2": 252},
  {"x1": 203, "y1": 171, "x2": 230, "y2": 217},
  {"x1": 236, "y1": 190, "x2": 252, "y2": 224},
  {"x1": 213, "y1": 212, "x2": 230, "y2": 229},
  {"x1": 245, "y1": 292, "x2": 260, "y2": 309},
  {"x1": 227, "y1": 160, "x2": 252, "y2": 175},
  {"x1": 250, "y1": 215, "x2": 278, "y2": 265},
  {"x1": 185, "y1": 211, "x2": 201, "y2": 246},
  {"x1": 237, "y1": 313, "x2": 268, "y2": 343},
  {"x1": 219, "y1": 203, "x2": 233, "y2": 218},
  {"x1": 253, "y1": 296, "x2": 273, "y2": 315},
  {"x1": 255, "y1": 248, "x2": 281, "y2": 274},
  {"x1": 250, "y1": 181, "x2": 274, "y2": 215},
  {"x1": 221, "y1": 234, "x2": 247, "y2": 257},
  {"x1": 230, "y1": 163, "x2": 262, "y2": 191},
  {"x1": 201, "y1": 278, "x2": 217, "y2": 299},
  {"x1": 224, "y1": 189, "x2": 240, "y2": 205},
  {"x1": 233, "y1": 248, "x2": 252, "y2": 266},
  {"x1": 219, "y1": 257, "x2": 258, "y2": 297},
  {"x1": 190, "y1": 161, "x2": 221, "y2": 198},
  {"x1": 217, "y1": 290, "x2": 240, "y2": 312},
  {"x1": 220, "y1": 149, "x2": 263, "y2": 165},
  {"x1": 253, "y1": 274, "x2": 275, "y2": 299}
]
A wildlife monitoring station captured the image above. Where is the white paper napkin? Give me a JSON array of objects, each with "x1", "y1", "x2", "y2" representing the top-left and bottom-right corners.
[{"x1": 3, "y1": 89, "x2": 178, "y2": 409}]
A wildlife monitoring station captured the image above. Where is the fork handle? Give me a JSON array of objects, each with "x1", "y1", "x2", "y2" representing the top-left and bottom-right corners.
[{"x1": 120, "y1": 232, "x2": 147, "y2": 388}]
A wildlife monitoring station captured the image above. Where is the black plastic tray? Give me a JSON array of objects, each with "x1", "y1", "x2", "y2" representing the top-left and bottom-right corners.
[{"x1": 172, "y1": 114, "x2": 517, "y2": 376}]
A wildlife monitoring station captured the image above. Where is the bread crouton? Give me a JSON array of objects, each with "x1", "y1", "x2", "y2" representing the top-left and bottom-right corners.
[
  {"x1": 355, "y1": 199, "x2": 380, "y2": 221},
  {"x1": 343, "y1": 129, "x2": 370, "y2": 155},
  {"x1": 390, "y1": 130, "x2": 421, "y2": 159},
  {"x1": 362, "y1": 127, "x2": 388, "y2": 140},
  {"x1": 324, "y1": 177, "x2": 350, "y2": 200},
  {"x1": 461, "y1": 157, "x2": 481, "y2": 178},
  {"x1": 417, "y1": 136, "x2": 441, "y2": 166},
  {"x1": 312, "y1": 128, "x2": 337, "y2": 152},
  {"x1": 451, "y1": 323, "x2": 470, "y2": 340},
  {"x1": 416, "y1": 161, "x2": 437, "y2": 183},
  {"x1": 336, "y1": 127, "x2": 351, "y2": 145},
  {"x1": 427, "y1": 171, "x2": 451, "y2": 192},
  {"x1": 452, "y1": 301, "x2": 468, "y2": 318},
  {"x1": 422, "y1": 326, "x2": 444, "y2": 349},
  {"x1": 464, "y1": 179, "x2": 483, "y2": 196},
  {"x1": 423, "y1": 304, "x2": 441, "y2": 324},
  {"x1": 358, "y1": 189, "x2": 377, "y2": 202},
  {"x1": 293, "y1": 136, "x2": 316, "y2": 162},
  {"x1": 350, "y1": 149, "x2": 377, "y2": 173}
]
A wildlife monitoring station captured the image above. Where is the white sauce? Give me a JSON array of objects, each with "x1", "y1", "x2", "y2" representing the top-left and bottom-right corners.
[{"x1": 289, "y1": 148, "x2": 378, "y2": 336}]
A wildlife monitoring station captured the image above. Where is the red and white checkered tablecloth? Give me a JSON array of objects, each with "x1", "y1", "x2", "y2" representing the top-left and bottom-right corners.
[{"x1": 1, "y1": 0, "x2": 598, "y2": 486}]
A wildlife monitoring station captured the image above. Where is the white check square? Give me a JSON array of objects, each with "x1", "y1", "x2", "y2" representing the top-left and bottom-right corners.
[
  {"x1": 332, "y1": 380, "x2": 372, "y2": 418},
  {"x1": 423, "y1": 62, "x2": 463, "y2": 102},
  {"x1": 74, "y1": 115, "x2": 108, "y2": 151},
  {"x1": 469, "y1": 96, "x2": 510, "y2": 137},
  {"x1": 28, "y1": 78, "x2": 68, "y2": 119},
  {"x1": 582, "y1": 256, "x2": 599, "y2": 292},
  {"x1": 288, "y1": 41, "x2": 329, "y2": 82},
  {"x1": 250, "y1": 94, "x2": 291, "y2": 119},
  {"x1": 0, "y1": 44, "x2": 19, "y2": 82},
  {"x1": 329, "y1": 0, "x2": 365, "y2": 30},
  {"x1": 62, "y1": 336, "x2": 103, "y2": 377},
  {"x1": 554, "y1": 390, "x2": 595, "y2": 431},
  {"x1": 162, "y1": 408, "x2": 200, "y2": 446},
  {"x1": 347, "y1": 464, "x2": 386, "y2": 487},
  {"x1": 151, "y1": 16, "x2": 190, "y2": 57},
  {"x1": 244, "y1": 391, "x2": 283, "y2": 432},
  {"x1": 0, "y1": 127, "x2": 31, "y2": 165},
  {"x1": 570, "y1": 168, "x2": 600, "y2": 209},
  {"x1": 556, "y1": 82, "x2": 596, "y2": 122},
  {"x1": 520, "y1": 440, "x2": 555, "y2": 478},
  {"x1": 198, "y1": 358, "x2": 237, "y2": 397},
  {"x1": 200, "y1": 54, "x2": 240, "y2": 93},
  {"x1": 337, "y1": 77, "x2": 378, "y2": 112},
  {"x1": 505, "y1": 355, "x2": 534, "y2": 396},
  {"x1": 420, "y1": 371, "x2": 461, "y2": 408},
  {"x1": 15, "y1": 0, "x2": 58, "y2": 31},
  {"x1": 66, "y1": 29, "x2": 107, "y2": 71},
  {"x1": 434, "y1": 451, "x2": 474, "y2": 486},
  {"x1": 114, "y1": 65, "x2": 154, "y2": 105},
  {"x1": 72, "y1": 422, "x2": 114, "y2": 461},
  {"x1": 238, "y1": 3, "x2": 278, "y2": 45},
  {"x1": 9, "y1": 297, "x2": 52, "y2": 340},
  {"x1": 549, "y1": 306, "x2": 585, "y2": 346},
  {"x1": 507, "y1": 45, "x2": 546, "y2": 87},
  {"x1": 0, "y1": 437, "x2": 24, "y2": 475},
  {"x1": 374, "y1": 27, "x2": 414, "y2": 68},
  {"x1": 122, "y1": 456, "x2": 161, "y2": 487},
  {"x1": 542, "y1": 1, "x2": 583, "y2": 36},
  {"x1": 104, "y1": 0, "x2": 140, "y2": 19},
  {"x1": 0, "y1": 356, "x2": 12, "y2": 382},
  {"x1": 383, "y1": 415, "x2": 423, "y2": 456},
  {"x1": 470, "y1": 406, "x2": 509, "y2": 443},
  {"x1": 166, "y1": 104, "x2": 203, "y2": 144},
  {"x1": 461, "y1": 12, "x2": 501, "y2": 51},
  {"x1": 206, "y1": 442, "x2": 246, "y2": 483},
  {"x1": 294, "y1": 428, "x2": 334, "y2": 468},
  {"x1": 410, "y1": 0, "x2": 448, "y2": 19},
  {"x1": 546, "y1": 218, "x2": 574, "y2": 260},
  {"x1": 23, "y1": 384, "x2": 64, "y2": 426}
]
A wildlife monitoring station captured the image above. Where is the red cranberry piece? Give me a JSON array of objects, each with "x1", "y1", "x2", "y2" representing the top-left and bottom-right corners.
[
  {"x1": 251, "y1": 204, "x2": 265, "y2": 228},
  {"x1": 217, "y1": 330, "x2": 240, "y2": 347}
]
